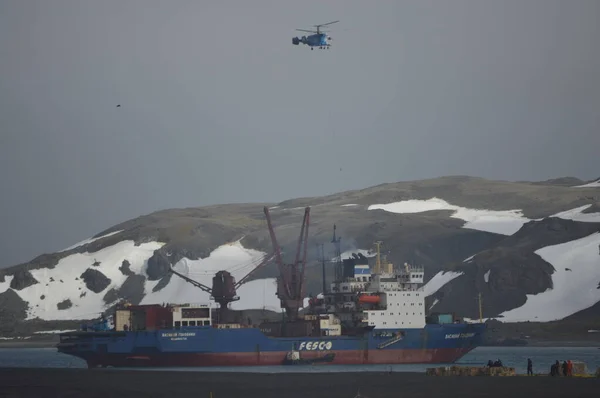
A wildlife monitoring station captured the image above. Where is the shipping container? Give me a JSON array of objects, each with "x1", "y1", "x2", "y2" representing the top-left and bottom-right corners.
[
  {"x1": 124, "y1": 305, "x2": 174, "y2": 331},
  {"x1": 130, "y1": 309, "x2": 147, "y2": 331},
  {"x1": 115, "y1": 310, "x2": 131, "y2": 331}
]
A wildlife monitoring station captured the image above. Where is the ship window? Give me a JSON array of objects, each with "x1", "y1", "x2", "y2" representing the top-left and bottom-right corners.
[
  {"x1": 182, "y1": 321, "x2": 188, "y2": 327},
  {"x1": 189, "y1": 321, "x2": 196, "y2": 326},
  {"x1": 204, "y1": 320, "x2": 210, "y2": 325},
  {"x1": 174, "y1": 321, "x2": 181, "y2": 328}
]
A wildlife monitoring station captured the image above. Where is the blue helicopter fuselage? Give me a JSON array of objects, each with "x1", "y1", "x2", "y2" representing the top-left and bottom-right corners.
[{"x1": 293, "y1": 33, "x2": 329, "y2": 47}]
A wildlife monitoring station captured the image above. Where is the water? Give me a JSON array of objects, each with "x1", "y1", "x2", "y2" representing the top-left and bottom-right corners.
[{"x1": 0, "y1": 347, "x2": 598, "y2": 374}]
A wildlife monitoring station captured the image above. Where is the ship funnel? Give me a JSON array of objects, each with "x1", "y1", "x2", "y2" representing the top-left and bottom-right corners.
[{"x1": 387, "y1": 262, "x2": 393, "y2": 274}]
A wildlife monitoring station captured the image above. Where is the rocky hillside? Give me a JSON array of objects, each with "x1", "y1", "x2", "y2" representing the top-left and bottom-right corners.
[{"x1": 1, "y1": 175, "x2": 600, "y2": 336}]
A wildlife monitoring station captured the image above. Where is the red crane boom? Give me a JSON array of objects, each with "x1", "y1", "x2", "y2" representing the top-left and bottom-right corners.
[{"x1": 263, "y1": 206, "x2": 310, "y2": 321}]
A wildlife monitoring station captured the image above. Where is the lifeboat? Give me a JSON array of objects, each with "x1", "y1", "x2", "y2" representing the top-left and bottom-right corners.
[{"x1": 358, "y1": 294, "x2": 380, "y2": 304}]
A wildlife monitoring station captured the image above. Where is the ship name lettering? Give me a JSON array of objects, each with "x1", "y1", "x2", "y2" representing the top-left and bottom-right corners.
[
  {"x1": 298, "y1": 341, "x2": 333, "y2": 351},
  {"x1": 445, "y1": 333, "x2": 475, "y2": 339},
  {"x1": 161, "y1": 332, "x2": 196, "y2": 339}
]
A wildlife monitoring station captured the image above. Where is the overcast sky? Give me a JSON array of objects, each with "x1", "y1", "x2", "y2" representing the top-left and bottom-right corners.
[{"x1": 1, "y1": 0, "x2": 599, "y2": 268}]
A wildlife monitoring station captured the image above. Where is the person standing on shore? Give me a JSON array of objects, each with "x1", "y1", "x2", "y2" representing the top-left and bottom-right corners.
[{"x1": 527, "y1": 358, "x2": 533, "y2": 376}]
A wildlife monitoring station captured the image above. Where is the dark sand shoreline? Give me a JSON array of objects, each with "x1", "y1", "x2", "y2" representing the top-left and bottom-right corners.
[{"x1": 0, "y1": 368, "x2": 598, "y2": 398}]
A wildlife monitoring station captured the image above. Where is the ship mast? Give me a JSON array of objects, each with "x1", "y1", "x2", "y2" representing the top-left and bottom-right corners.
[
  {"x1": 374, "y1": 241, "x2": 383, "y2": 274},
  {"x1": 478, "y1": 292, "x2": 483, "y2": 323},
  {"x1": 317, "y1": 243, "x2": 327, "y2": 294},
  {"x1": 331, "y1": 224, "x2": 342, "y2": 281}
]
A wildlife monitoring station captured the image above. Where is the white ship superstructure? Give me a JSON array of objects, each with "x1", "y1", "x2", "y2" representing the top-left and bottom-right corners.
[{"x1": 313, "y1": 242, "x2": 429, "y2": 331}]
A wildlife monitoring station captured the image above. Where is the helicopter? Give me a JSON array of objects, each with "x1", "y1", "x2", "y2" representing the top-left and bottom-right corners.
[{"x1": 292, "y1": 20, "x2": 339, "y2": 50}]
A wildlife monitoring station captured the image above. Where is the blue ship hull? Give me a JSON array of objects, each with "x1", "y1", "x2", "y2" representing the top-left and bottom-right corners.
[{"x1": 57, "y1": 322, "x2": 486, "y2": 368}]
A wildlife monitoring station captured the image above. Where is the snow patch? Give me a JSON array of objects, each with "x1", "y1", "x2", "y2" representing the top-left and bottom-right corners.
[
  {"x1": 423, "y1": 271, "x2": 464, "y2": 296},
  {"x1": 14, "y1": 240, "x2": 165, "y2": 320},
  {"x1": 341, "y1": 204, "x2": 359, "y2": 207},
  {"x1": 551, "y1": 205, "x2": 600, "y2": 223},
  {"x1": 463, "y1": 317, "x2": 490, "y2": 323},
  {"x1": 331, "y1": 249, "x2": 377, "y2": 262},
  {"x1": 464, "y1": 255, "x2": 475, "y2": 263},
  {"x1": 0, "y1": 275, "x2": 14, "y2": 294},
  {"x1": 498, "y1": 232, "x2": 600, "y2": 322},
  {"x1": 33, "y1": 329, "x2": 77, "y2": 334},
  {"x1": 484, "y1": 270, "x2": 491, "y2": 283},
  {"x1": 61, "y1": 230, "x2": 124, "y2": 252},
  {"x1": 573, "y1": 179, "x2": 600, "y2": 188},
  {"x1": 368, "y1": 198, "x2": 530, "y2": 235},
  {"x1": 428, "y1": 298, "x2": 439, "y2": 311}
]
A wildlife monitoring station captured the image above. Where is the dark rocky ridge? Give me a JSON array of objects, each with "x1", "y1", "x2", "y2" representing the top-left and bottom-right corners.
[
  {"x1": 0, "y1": 175, "x2": 599, "y2": 333},
  {"x1": 526, "y1": 176, "x2": 585, "y2": 187}
]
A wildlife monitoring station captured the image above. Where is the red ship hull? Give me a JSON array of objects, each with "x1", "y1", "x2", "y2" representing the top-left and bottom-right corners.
[{"x1": 83, "y1": 347, "x2": 476, "y2": 368}]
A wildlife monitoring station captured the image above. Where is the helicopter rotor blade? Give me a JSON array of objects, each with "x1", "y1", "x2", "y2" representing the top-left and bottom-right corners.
[
  {"x1": 314, "y1": 20, "x2": 339, "y2": 28},
  {"x1": 296, "y1": 29, "x2": 318, "y2": 33}
]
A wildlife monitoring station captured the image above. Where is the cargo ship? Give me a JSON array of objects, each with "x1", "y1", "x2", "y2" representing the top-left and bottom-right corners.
[{"x1": 57, "y1": 206, "x2": 486, "y2": 368}]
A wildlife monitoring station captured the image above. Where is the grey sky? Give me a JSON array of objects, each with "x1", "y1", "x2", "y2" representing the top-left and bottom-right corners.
[{"x1": 1, "y1": 0, "x2": 599, "y2": 268}]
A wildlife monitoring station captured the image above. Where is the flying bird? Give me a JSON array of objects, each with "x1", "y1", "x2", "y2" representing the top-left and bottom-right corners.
[{"x1": 116, "y1": 104, "x2": 121, "y2": 108}]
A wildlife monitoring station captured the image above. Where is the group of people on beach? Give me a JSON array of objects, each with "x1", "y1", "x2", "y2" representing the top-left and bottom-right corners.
[
  {"x1": 487, "y1": 358, "x2": 575, "y2": 376},
  {"x1": 550, "y1": 360, "x2": 574, "y2": 377},
  {"x1": 486, "y1": 359, "x2": 503, "y2": 367}
]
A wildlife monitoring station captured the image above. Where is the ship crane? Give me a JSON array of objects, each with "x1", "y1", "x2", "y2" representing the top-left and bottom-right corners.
[
  {"x1": 168, "y1": 251, "x2": 276, "y2": 320},
  {"x1": 263, "y1": 206, "x2": 310, "y2": 322}
]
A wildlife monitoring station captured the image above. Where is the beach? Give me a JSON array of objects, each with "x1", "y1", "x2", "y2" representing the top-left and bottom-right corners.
[{"x1": 0, "y1": 368, "x2": 598, "y2": 398}]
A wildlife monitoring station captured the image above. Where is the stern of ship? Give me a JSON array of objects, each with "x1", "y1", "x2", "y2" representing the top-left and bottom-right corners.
[{"x1": 427, "y1": 321, "x2": 487, "y2": 363}]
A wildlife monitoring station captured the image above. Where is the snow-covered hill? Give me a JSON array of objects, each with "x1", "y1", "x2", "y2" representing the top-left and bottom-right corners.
[
  {"x1": 1, "y1": 175, "x2": 600, "y2": 326},
  {"x1": 573, "y1": 178, "x2": 600, "y2": 188},
  {"x1": 498, "y1": 232, "x2": 600, "y2": 322}
]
